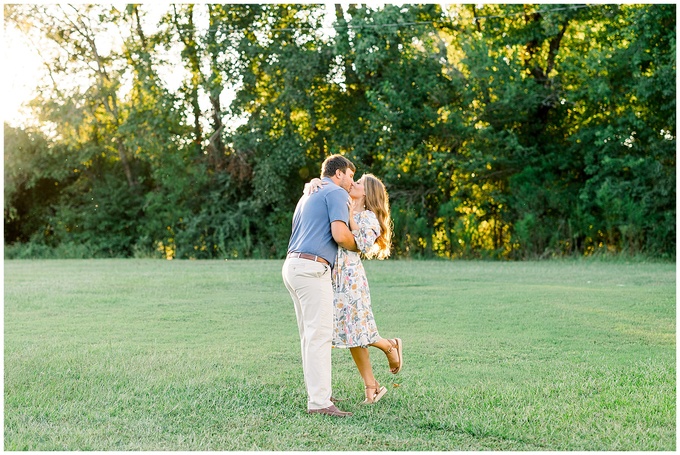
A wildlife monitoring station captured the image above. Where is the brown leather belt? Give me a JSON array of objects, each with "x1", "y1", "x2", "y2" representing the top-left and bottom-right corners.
[{"x1": 287, "y1": 252, "x2": 330, "y2": 266}]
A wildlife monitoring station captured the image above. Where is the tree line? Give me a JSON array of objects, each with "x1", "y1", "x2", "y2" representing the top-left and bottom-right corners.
[{"x1": 4, "y1": 4, "x2": 676, "y2": 260}]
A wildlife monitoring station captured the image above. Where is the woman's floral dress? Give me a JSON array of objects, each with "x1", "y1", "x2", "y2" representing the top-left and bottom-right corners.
[{"x1": 332, "y1": 210, "x2": 381, "y2": 348}]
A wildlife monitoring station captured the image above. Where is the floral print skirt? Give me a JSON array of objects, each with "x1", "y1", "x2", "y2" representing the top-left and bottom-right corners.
[{"x1": 332, "y1": 247, "x2": 380, "y2": 348}]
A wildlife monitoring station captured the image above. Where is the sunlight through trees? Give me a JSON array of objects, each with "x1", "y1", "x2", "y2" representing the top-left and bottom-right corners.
[{"x1": 4, "y1": 4, "x2": 676, "y2": 259}]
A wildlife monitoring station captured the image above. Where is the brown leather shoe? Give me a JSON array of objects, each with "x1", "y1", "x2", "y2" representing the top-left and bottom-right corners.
[{"x1": 307, "y1": 404, "x2": 353, "y2": 417}]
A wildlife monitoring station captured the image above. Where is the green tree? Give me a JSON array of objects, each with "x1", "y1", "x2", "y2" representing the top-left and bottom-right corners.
[
  {"x1": 570, "y1": 4, "x2": 676, "y2": 257},
  {"x1": 329, "y1": 4, "x2": 469, "y2": 257},
  {"x1": 4, "y1": 124, "x2": 63, "y2": 244},
  {"x1": 4, "y1": 3, "x2": 675, "y2": 260}
]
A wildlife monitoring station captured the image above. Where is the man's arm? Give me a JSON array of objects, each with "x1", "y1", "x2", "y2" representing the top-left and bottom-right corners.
[{"x1": 331, "y1": 220, "x2": 358, "y2": 252}]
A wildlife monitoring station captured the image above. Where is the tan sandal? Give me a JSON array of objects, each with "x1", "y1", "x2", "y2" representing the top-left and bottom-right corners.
[
  {"x1": 386, "y1": 338, "x2": 403, "y2": 374},
  {"x1": 363, "y1": 382, "x2": 387, "y2": 404}
]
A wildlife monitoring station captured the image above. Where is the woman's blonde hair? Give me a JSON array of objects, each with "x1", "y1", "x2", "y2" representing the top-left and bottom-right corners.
[{"x1": 362, "y1": 174, "x2": 392, "y2": 260}]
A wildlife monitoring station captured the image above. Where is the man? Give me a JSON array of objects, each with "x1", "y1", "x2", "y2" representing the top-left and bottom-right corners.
[{"x1": 282, "y1": 155, "x2": 358, "y2": 417}]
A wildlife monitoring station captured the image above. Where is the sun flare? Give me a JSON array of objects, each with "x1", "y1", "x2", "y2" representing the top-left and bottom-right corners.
[{"x1": 3, "y1": 27, "x2": 42, "y2": 127}]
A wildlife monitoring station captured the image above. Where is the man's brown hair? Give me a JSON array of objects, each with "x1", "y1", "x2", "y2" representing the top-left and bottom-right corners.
[{"x1": 321, "y1": 154, "x2": 356, "y2": 177}]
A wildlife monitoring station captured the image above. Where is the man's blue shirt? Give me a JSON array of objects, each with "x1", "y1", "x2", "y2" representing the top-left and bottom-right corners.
[{"x1": 287, "y1": 177, "x2": 350, "y2": 266}]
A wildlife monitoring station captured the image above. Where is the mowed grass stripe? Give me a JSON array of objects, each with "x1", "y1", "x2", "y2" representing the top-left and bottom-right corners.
[{"x1": 4, "y1": 259, "x2": 675, "y2": 450}]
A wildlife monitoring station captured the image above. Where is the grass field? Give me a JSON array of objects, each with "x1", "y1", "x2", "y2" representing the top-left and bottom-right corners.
[{"x1": 4, "y1": 259, "x2": 676, "y2": 450}]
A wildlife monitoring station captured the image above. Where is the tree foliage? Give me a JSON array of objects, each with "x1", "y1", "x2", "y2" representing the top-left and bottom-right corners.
[{"x1": 4, "y1": 4, "x2": 676, "y2": 259}]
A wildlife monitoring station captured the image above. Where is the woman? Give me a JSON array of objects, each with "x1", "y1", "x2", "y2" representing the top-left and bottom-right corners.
[{"x1": 307, "y1": 173, "x2": 403, "y2": 404}]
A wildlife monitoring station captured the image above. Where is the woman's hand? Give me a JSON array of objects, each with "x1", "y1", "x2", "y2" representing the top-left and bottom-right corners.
[
  {"x1": 303, "y1": 178, "x2": 325, "y2": 196},
  {"x1": 348, "y1": 196, "x2": 359, "y2": 231}
]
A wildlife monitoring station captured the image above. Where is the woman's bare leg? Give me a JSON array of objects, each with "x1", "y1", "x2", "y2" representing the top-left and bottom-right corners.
[
  {"x1": 349, "y1": 346, "x2": 376, "y2": 386},
  {"x1": 369, "y1": 338, "x2": 401, "y2": 372},
  {"x1": 350, "y1": 346, "x2": 386, "y2": 403}
]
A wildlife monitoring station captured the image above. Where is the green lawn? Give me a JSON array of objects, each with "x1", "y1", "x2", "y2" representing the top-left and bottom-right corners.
[{"x1": 4, "y1": 259, "x2": 676, "y2": 450}]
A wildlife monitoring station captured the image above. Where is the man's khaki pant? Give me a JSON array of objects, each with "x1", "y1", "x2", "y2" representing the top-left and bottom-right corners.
[{"x1": 282, "y1": 257, "x2": 334, "y2": 410}]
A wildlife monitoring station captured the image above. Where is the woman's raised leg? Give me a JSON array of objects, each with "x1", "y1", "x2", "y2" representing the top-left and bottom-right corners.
[{"x1": 369, "y1": 337, "x2": 403, "y2": 374}]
